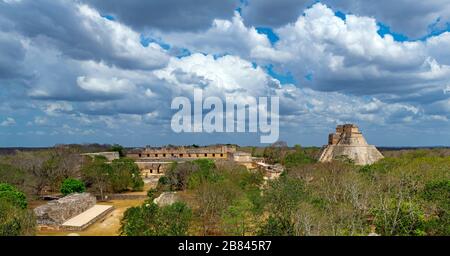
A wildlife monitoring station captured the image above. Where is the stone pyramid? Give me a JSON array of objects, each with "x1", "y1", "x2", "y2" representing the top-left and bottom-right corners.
[{"x1": 318, "y1": 124, "x2": 384, "y2": 165}]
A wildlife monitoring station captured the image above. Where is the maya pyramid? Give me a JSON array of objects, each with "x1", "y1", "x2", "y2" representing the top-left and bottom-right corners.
[{"x1": 319, "y1": 124, "x2": 384, "y2": 165}]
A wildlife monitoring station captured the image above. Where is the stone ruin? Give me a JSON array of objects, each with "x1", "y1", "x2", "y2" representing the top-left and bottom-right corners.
[
  {"x1": 153, "y1": 192, "x2": 179, "y2": 207},
  {"x1": 318, "y1": 124, "x2": 384, "y2": 165},
  {"x1": 34, "y1": 193, "x2": 96, "y2": 227}
]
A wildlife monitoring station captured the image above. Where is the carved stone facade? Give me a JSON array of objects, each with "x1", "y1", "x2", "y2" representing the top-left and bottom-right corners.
[
  {"x1": 135, "y1": 161, "x2": 169, "y2": 177},
  {"x1": 319, "y1": 124, "x2": 384, "y2": 165}
]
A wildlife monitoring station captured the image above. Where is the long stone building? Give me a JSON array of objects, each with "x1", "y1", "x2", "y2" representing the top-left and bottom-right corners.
[
  {"x1": 127, "y1": 145, "x2": 234, "y2": 160},
  {"x1": 319, "y1": 124, "x2": 384, "y2": 165},
  {"x1": 126, "y1": 145, "x2": 245, "y2": 177}
]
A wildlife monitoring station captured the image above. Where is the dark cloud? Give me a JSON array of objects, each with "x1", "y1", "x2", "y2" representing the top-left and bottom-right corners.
[
  {"x1": 241, "y1": 0, "x2": 312, "y2": 28},
  {"x1": 241, "y1": 0, "x2": 450, "y2": 38},
  {"x1": 323, "y1": 0, "x2": 450, "y2": 39},
  {"x1": 82, "y1": 0, "x2": 240, "y2": 32},
  {"x1": 0, "y1": 33, "x2": 26, "y2": 79},
  {"x1": 0, "y1": 0, "x2": 169, "y2": 71}
]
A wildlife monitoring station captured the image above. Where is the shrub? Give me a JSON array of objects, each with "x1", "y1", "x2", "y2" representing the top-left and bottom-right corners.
[
  {"x1": 0, "y1": 183, "x2": 28, "y2": 209},
  {"x1": 120, "y1": 202, "x2": 192, "y2": 236},
  {"x1": 195, "y1": 180, "x2": 240, "y2": 235},
  {"x1": 422, "y1": 180, "x2": 450, "y2": 235},
  {"x1": 81, "y1": 156, "x2": 113, "y2": 199},
  {"x1": 110, "y1": 144, "x2": 125, "y2": 157},
  {"x1": 156, "y1": 176, "x2": 172, "y2": 191},
  {"x1": 147, "y1": 188, "x2": 158, "y2": 200},
  {"x1": 359, "y1": 157, "x2": 404, "y2": 176},
  {"x1": 372, "y1": 199, "x2": 426, "y2": 236},
  {"x1": 110, "y1": 158, "x2": 144, "y2": 192},
  {"x1": 0, "y1": 164, "x2": 28, "y2": 189},
  {"x1": 158, "y1": 176, "x2": 169, "y2": 185},
  {"x1": 284, "y1": 146, "x2": 315, "y2": 168},
  {"x1": 262, "y1": 176, "x2": 306, "y2": 218},
  {"x1": 187, "y1": 159, "x2": 221, "y2": 189},
  {"x1": 158, "y1": 202, "x2": 192, "y2": 235},
  {"x1": 0, "y1": 183, "x2": 35, "y2": 236},
  {"x1": 121, "y1": 203, "x2": 159, "y2": 236},
  {"x1": 81, "y1": 157, "x2": 143, "y2": 196},
  {"x1": 60, "y1": 178, "x2": 85, "y2": 196},
  {"x1": 0, "y1": 200, "x2": 36, "y2": 236},
  {"x1": 221, "y1": 197, "x2": 254, "y2": 235},
  {"x1": 422, "y1": 180, "x2": 450, "y2": 202},
  {"x1": 164, "y1": 159, "x2": 219, "y2": 191},
  {"x1": 164, "y1": 162, "x2": 196, "y2": 191},
  {"x1": 258, "y1": 216, "x2": 294, "y2": 236}
]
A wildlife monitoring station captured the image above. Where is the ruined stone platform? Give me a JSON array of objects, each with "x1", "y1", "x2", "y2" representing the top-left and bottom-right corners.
[
  {"x1": 34, "y1": 193, "x2": 114, "y2": 231},
  {"x1": 62, "y1": 205, "x2": 114, "y2": 231},
  {"x1": 34, "y1": 193, "x2": 96, "y2": 227}
]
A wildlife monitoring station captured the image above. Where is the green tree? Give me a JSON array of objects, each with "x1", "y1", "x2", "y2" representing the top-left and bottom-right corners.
[
  {"x1": 0, "y1": 164, "x2": 28, "y2": 191},
  {"x1": 146, "y1": 188, "x2": 158, "y2": 200},
  {"x1": 372, "y1": 199, "x2": 426, "y2": 236},
  {"x1": 0, "y1": 183, "x2": 28, "y2": 209},
  {"x1": 158, "y1": 202, "x2": 192, "y2": 235},
  {"x1": 163, "y1": 162, "x2": 181, "y2": 190},
  {"x1": 0, "y1": 200, "x2": 36, "y2": 236},
  {"x1": 110, "y1": 158, "x2": 144, "y2": 192},
  {"x1": 120, "y1": 202, "x2": 192, "y2": 236},
  {"x1": 187, "y1": 159, "x2": 221, "y2": 189},
  {"x1": 0, "y1": 183, "x2": 35, "y2": 236},
  {"x1": 258, "y1": 216, "x2": 294, "y2": 236},
  {"x1": 422, "y1": 180, "x2": 450, "y2": 202},
  {"x1": 82, "y1": 156, "x2": 143, "y2": 197},
  {"x1": 221, "y1": 197, "x2": 254, "y2": 235},
  {"x1": 195, "y1": 180, "x2": 239, "y2": 235},
  {"x1": 81, "y1": 156, "x2": 112, "y2": 200},
  {"x1": 422, "y1": 180, "x2": 450, "y2": 235},
  {"x1": 263, "y1": 141, "x2": 288, "y2": 164},
  {"x1": 60, "y1": 178, "x2": 85, "y2": 196},
  {"x1": 284, "y1": 145, "x2": 315, "y2": 169},
  {"x1": 110, "y1": 144, "x2": 125, "y2": 157},
  {"x1": 121, "y1": 203, "x2": 158, "y2": 236},
  {"x1": 164, "y1": 159, "x2": 218, "y2": 191},
  {"x1": 263, "y1": 176, "x2": 306, "y2": 219}
]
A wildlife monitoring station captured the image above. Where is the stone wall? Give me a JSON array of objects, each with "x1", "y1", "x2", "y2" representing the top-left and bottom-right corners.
[
  {"x1": 233, "y1": 152, "x2": 252, "y2": 162},
  {"x1": 81, "y1": 152, "x2": 120, "y2": 161},
  {"x1": 153, "y1": 192, "x2": 179, "y2": 207},
  {"x1": 34, "y1": 193, "x2": 96, "y2": 226}
]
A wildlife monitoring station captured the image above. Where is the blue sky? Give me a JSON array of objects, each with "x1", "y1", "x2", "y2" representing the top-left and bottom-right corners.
[{"x1": 1, "y1": 0, "x2": 450, "y2": 147}]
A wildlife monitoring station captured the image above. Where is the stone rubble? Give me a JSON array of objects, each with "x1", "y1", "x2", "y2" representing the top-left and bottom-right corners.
[{"x1": 153, "y1": 192, "x2": 179, "y2": 207}]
